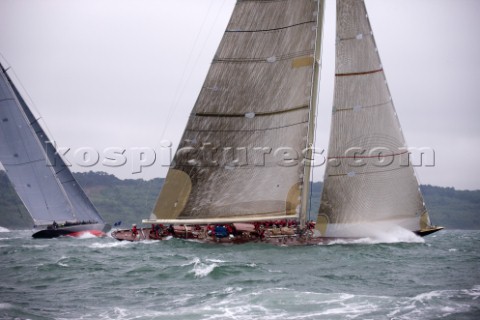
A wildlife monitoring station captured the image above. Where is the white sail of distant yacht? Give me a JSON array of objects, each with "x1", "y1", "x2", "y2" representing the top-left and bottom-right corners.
[
  {"x1": 0, "y1": 62, "x2": 109, "y2": 238},
  {"x1": 112, "y1": 0, "x2": 442, "y2": 243}
]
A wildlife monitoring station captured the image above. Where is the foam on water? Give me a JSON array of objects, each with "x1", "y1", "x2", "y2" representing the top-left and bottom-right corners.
[
  {"x1": 75, "y1": 232, "x2": 99, "y2": 239},
  {"x1": 21, "y1": 244, "x2": 49, "y2": 249},
  {"x1": 89, "y1": 241, "x2": 133, "y2": 249},
  {"x1": 200, "y1": 287, "x2": 479, "y2": 320},
  {"x1": 328, "y1": 226, "x2": 424, "y2": 245},
  {"x1": 0, "y1": 226, "x2": 10, "y2": 233},
  {"x1": 188, "y1": 257, "x2": 219, "y2": 278},
  {"x1": 0, "y1": 230, "x2": 478, "y2": 320},
  {"x1": 60, "y1": 286, "x2": 480, "y2": 320},
  {"x1": 57, "y1": 256, "x2": 69, "y2": 267},
  {"x1": 206, "y1": 258, "x2": 228, "y2": 263},
  {"x1": 0, "y1": 303, "x2": 13, "y2": 310},
  {"x1": 181, "y1": 257, "x2": 200, "y2": 267}
]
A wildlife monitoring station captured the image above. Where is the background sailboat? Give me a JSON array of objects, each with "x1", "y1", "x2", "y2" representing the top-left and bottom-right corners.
[{"x1": 0, "y1": 61, "x2": 110, "y2": 238}]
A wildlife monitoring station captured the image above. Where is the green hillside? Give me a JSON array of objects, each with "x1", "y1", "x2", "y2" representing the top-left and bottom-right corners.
[{"x1": 0, "y1": 171, "x2": 478, "y2": 229}]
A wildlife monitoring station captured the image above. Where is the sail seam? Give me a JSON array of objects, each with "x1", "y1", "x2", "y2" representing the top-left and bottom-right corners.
[
  {"x1": 60, "y1": 179, "x2": 76, "y2": 184},
  {"x1": 187, "y1": 120, "x2": 308, "y2": 133},
  {"x1": 176, "y1": 162, "x2": 301, "y2": 169},
  {"x1": 338, "y1": 33, "x2": 373, "y2": 42},
  {"x1": 214, "y1": 50, "x2": 314, "y2": 64},
  {"x1": 237, "y1": 0, "x2": 292, "y2": 2},
  {"x1": 328, "y1": 166, "x2": 408, "y2": 177},
  {"x1": 335, "y1": 68, "x2": 383, "y2": 77},
  {"x1": 0, "y1": 98, "x2": 15, "y2": 103},
  {"x1": 2, "y1": 158, "x2": 45, "y2": 166},
  {"x1": 334, "y1": 100, "x2": 391, "y2": 112},
  {"x1": 226, "y1": 20, "x2": 315, "y2": 33},
  {"x1": 328, "y1": 150, "x2": 408, "y2": 160},
  {"x1": 55, "y1": 167, "x2": 67, "y2": 175}
]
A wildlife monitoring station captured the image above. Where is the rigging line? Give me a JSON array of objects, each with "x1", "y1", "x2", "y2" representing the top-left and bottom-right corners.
[
  {"x1": 154, "y1": 1, "x2": 231, "y2": 217},
  {"x1": 156, "y1": 0, "x2": 216, "y2": 142},
  {"x1": 3, "y1": 158, "x2": 45, "y2": 166},
  {"x1": 226, "y1": 20, "x2": 315, "y2": 33},
  {"x1": 160, "y1": 0, "x2": 225, "y2": 144},
  {"x1": 4, "y1": 64, "x2": 58, "y2": 146},
  {"x1": 55, "y1": 167, "x2": 67, "y2": 175}
]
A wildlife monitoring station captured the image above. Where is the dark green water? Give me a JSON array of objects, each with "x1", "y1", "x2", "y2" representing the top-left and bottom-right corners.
[{"x1": 0, "y1": 228, "x2": 479, "y2": 319}]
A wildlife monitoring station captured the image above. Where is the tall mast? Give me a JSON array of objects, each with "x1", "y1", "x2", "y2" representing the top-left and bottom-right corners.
[{"x1": 300, "y1": 0, "x2": 325, "y2": 229}]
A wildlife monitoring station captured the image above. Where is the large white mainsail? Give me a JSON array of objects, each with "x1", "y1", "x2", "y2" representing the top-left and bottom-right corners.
[
  {"x1": 0, "y1": 62, "x2": 106, "y2": 230},
  {"x1": 145, "y1": 0, "x2": 325, "y2": 225},
  {"x1": 316, "y1": 0, "x2": 433, "y2": 237}
]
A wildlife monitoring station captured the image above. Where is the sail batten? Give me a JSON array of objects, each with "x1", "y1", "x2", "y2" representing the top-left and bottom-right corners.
[
  {"x1": 226, "y1": 20, "x2": 316, "y2": 33},
  {"x1": 335, "y1": 68, "x2": 383, "y2": 77},
  {"x1": 194, "y1": 104, "x2": 309, "y2": 118},
  {"x1": 152, "y1": 0, "x2": 323, "y2": 222}
]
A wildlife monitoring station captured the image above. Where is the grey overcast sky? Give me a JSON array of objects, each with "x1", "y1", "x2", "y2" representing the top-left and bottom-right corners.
[{"x1": 0, "y1": 0, "x2": 479, "y2": 190}]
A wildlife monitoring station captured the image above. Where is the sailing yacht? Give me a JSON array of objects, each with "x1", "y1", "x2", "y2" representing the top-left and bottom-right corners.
[
  {"x1": 112, "y1": 0, "x2": 442, "y2": 243},
  {"x1": 0, "y1": 62, "x2": 110, "y2": 238}
]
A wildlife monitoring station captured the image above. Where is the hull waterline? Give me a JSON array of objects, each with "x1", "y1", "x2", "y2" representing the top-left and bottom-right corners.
[{"x1": 414, "y1": 226, "x2": 445, "y2": 237}]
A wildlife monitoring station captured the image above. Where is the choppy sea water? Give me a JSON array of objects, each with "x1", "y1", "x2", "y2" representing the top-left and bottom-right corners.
[{"x1": 0, "y1": 228, "x2": 479, "y2": 320}]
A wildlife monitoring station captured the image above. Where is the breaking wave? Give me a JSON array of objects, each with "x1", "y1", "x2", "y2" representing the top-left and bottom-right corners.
[
  {"x1": 187, "y1": 257, "x2": 219, "y2": 278},
  {"x1": 88, "y1": 241, "x2": 133, "y2": 249}
]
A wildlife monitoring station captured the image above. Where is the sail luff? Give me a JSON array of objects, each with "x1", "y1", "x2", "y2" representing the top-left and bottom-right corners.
[{"x1": 300, "y1": 0, "x2": 325, "y2": 229}]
